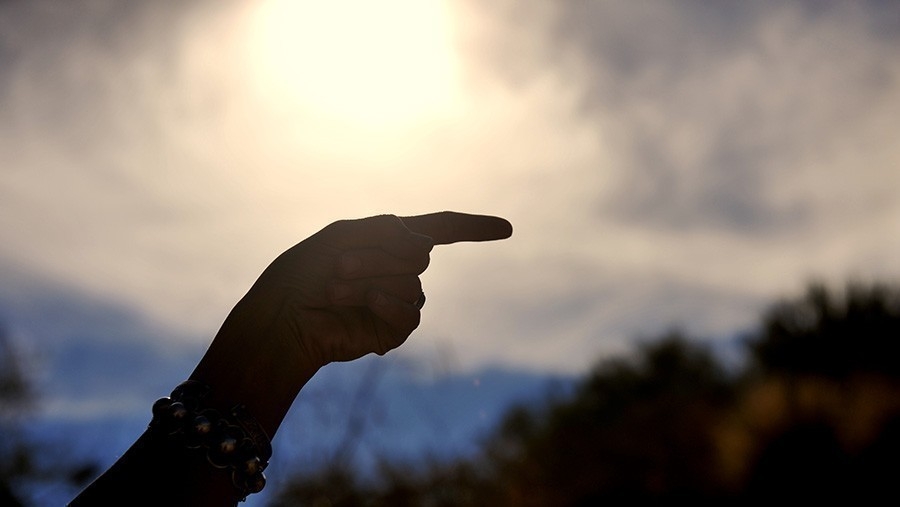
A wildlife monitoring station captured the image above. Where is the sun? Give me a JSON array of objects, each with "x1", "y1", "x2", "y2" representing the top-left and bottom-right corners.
[{"x1": 244, "y1": 0, "x2": 462, "y2": 130}]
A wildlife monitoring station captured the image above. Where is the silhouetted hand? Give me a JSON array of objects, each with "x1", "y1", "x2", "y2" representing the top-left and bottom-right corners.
[
  {"x1": 70, "y1": 211, "x2": 511, "y2": 505},
  {"x1": 243, "y1": 211, "x2": 513, "y2": 368}
]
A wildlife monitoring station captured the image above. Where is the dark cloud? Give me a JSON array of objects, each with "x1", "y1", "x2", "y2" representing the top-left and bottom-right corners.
[
  {"x1": 0, "y1": 0, "x2": 185, "y2": 147},
  {"x1": 466, "y1": 0, "x2": 900, "y2": 236},
  {"x1": 3, "y1": 0, "x2": 899, "y2": 380},
  {"x1": 0, "y1": 261, "x2": 201, "y2": 401}
]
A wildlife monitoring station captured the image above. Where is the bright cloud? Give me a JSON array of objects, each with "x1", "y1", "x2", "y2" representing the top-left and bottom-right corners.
[{"x1": 1, "y1": 0, "x2": 899, "y2": 376}]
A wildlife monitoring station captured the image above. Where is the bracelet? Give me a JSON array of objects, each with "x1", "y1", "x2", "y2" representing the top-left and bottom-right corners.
[{"x1": 149, "y1": 380, "x2": 272, "y2": 502}]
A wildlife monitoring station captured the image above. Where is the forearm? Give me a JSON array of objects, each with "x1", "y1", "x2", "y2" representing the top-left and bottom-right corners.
[
  {"x1": 69, "y1": 212, "x2": 512, "y2": 505},
  {"x1": 191, "y1": 284, "x2": 321, "y2": 438},
  {"x1": 70, "y1": 288, "x2": 320, "y2": 505},
  {"x1": 69, "y1": 428, "x2": 239, "y2": 505}
]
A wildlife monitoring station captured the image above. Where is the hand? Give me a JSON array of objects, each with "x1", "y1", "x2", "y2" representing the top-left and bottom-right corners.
[
  {"x1": 71, "y1": 211, "x2": 511, "y2": 505},
  {"x1": 246, "y1": 211, "x2": 512, "y2": 368}
]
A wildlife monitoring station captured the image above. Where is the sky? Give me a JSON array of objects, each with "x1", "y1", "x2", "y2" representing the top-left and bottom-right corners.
[
  {"x1": 2, "y1": 0, "x2": 900, "y2": 503},
  {"x1": 2, "y1": 0, "x2": 900, "y2": 439}
]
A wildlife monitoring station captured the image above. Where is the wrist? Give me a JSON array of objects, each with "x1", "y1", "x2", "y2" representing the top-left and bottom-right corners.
[
  {"x1": 149, "y1": 381, "x2": 271, "y2": 500},
  {"x1": 190, "y1": 288, "x2": 320, "y2": 437}
]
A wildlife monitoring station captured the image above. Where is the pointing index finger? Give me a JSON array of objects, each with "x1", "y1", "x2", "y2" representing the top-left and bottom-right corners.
[{"x1": 400, "y1": 212, "x2": 513, "y2": 245}]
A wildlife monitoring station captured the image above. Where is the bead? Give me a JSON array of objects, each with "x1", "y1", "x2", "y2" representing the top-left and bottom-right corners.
[
  {"x1": 207, "y1": 449, "x2": 231, "y2": 469},
  {"x1": 192, "y1": 415, "x2": 212, "y2": 436},
  {"x1": 242, "y1": 456, "x2": 261, "y2": 476},
  {"x1": 248, "y1": 472, "x2": 266, "y2": 494},
  {"x1": 152, "y1": 397, "x2": 172, "y2": 417},
  {"x1": 219, "y1": 437, "x2": 237, "y2": 455},
  {"x1": 153, "y1": 381, "x2": 270, "y2": 498},
  {"x1": 169, "y1": 402, "x2": 188, "y2": 421}
]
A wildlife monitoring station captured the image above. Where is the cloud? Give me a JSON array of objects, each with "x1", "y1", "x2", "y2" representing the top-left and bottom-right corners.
[
  {"x1": 419, "y1": 0, "x2": 900, "y2": 369},
  {"x1": 2, "y1": 0, "x2": 899, "y2": 378},
  {"x1": 467, "y1": 0, "x2": 900, "y2": 231}
]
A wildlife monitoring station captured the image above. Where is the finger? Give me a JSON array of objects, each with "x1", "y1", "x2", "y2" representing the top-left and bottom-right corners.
[
  {"x1": 322, "y1": 215, "x2": 433, "y2": 255},
  {"x1": 330, "y1": 275, "x2": 422, "y2": 306},
  {"x1": 385, "y1": 232, "x2": 434, "y2": 259},
  {"x1": 367, "y1": 290, "x2": 421, "y2": 354},
  {"x1": 336, "y1": 249, "x2": 430, "y2": 279},
  {"x1": 400, "y1": 212, "x2": 513, "y2": 245}
]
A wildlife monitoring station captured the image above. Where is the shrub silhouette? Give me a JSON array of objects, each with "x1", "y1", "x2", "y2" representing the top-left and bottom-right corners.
[
  {"x1": 751, "y1": 282, "x2": 900, "y2": 378},
  {"x1": 739, "y1": 282, "x2": 900, "y2": 501},
  {"x1": 272, "y1": 282, "x2": 900, "y2": 505},
  {"x1": 482, "y1": 333, "x2": 735, "y2": 504}
]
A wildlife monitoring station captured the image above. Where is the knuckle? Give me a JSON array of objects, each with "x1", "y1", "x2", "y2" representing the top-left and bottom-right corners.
[
  {"x1": 408, "y1": 312, "x2": 422, "y2": 334},
  {"x1": 415, "y1": 254, "x2": 431, "y2": 274},
  {"x1": 439, "y1": 212, "x2": 458, "y2": 240},
  {"x1": 319, "y1": 219, "x2": 353, "y2": 244},
  {"x1": 377, "y1": 329, "x2": 405, "y2": 356},
  {"x1": 373, "y1": 214, "x2": 403, "y2": 230},
  {"x1": 394, "y1": 275, "x2": 421, "y2": 298},
  {"x1": 326, "y1": 219, "x2": 351, "y2": 233},
  {"x1": 404, "y1": 279, "x2": 423, "y2": 302}
]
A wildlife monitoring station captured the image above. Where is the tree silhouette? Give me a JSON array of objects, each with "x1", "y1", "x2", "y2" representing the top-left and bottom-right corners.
[
  {"x1": 751, "y1": 282, "x2": 900, "y2": 378},
  {"x1": 270, "y1": 281, "x2": 900, "y2": 505},
  {"x1": 0, "y1": 325, "x2": 33, "y2": 506},
  {"x1": 740, "y1": 282, "x2": 900, "y2": 500},
  {"x1": 272, "y1": 333, "x2": 736, "y2": 506},
  {"x1": 0, "y1": 324, "x2": 101, "y2": 505},
  {"x1": 482, "y1": 333, "x2": 735, "y2": 504}
]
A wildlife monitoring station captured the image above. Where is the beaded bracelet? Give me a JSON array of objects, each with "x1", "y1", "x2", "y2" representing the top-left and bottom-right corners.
[{"x1": 149, "y1": 380, "x2": 272, "y2": 501}]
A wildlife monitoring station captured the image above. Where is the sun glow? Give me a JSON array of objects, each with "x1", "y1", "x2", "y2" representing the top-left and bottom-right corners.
[{"x1": 245, "y1": 0, "x2": 463, "y2": 129}]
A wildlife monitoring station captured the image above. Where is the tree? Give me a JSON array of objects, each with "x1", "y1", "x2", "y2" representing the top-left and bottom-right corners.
[
  {"x1": 739, "y1": 282, "x2": 900, "y2": 500},
  {"x1": 483, "y1": 333, "x2": 735, "y2": 504},
  {"x1": 751, "y1": 282, "x2": 900, "y2": 378},
  {"x1": 270, "y1": 282, "x2": 900, "y2": 504},
  {"x1": 0, "y1": 325, "x2": 33, "y2": 506},
  {"x1": 0, "y1": 324, "x2": 100, "y2": 505}
]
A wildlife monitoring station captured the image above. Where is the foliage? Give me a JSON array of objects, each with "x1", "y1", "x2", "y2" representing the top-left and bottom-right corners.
[
  {"x1": 0, "y1": 326, "x2": 32, "y2": 507},
  {"x1": 0, "y1": 326, "x2": 100, "y2": 506},
  {"x1": 751, "y1": 282, "x2": 900, "y2": 377},
  {"x1": 482, "y1": 333, "x2": 736, "y2": 504},
  {"x1": 272, "y1": 281, "x2": 900, "y2": 505}
]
